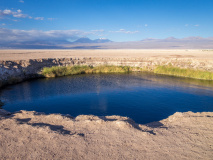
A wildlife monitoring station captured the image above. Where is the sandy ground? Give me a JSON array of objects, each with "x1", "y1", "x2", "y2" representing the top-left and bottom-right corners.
[
  {"x1": 0, "y1": 110, "x2": 212, "y2": 160},
  {"x1": 1, "y1": 49, "x2": 213, "y2": 60}
]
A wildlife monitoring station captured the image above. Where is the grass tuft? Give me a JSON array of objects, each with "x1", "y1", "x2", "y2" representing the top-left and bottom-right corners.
[
  {"x1": 42, "y1": 65, "x2": 132, "y2": 77},
  {"x1": 154, "y1": 66, "x2": 213, "y2": 80},
  {"x1": 41, "y1": 65, "x2": 213, "y2": 80}
]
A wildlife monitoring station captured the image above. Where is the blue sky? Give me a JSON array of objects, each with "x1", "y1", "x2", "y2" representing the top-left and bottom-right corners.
[{"x1": 0, "y1": 0, "x2": 213, "y2": 42}]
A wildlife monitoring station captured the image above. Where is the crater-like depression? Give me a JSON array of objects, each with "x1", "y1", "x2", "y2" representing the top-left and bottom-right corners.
[{"x1": 1, "y1": 73, "x2": 213, "y2": 124}]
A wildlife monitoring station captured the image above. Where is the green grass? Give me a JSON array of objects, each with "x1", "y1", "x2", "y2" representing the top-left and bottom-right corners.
[
  {"x1": 154, "y1": 66, "x2": 213, "y2": 80},
  {"x1": 41, "y1": 65, "x2": 213, "y2": 80},
  {"x1": 42, "y1": 65, "x2": 133, "y2": 77}
]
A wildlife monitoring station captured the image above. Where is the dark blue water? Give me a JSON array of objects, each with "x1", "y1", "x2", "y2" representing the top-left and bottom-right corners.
[{"x1": 1, "y1": 73, "x2": 213, "y2": 124}]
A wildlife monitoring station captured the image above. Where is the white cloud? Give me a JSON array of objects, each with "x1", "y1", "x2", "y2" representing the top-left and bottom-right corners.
[
  {"x1": 144, "y1": 24, "x2": 148, "y2": 27},
  {"x1": 13, "y1": 13, "x2": 28, "y2": 18},
  {"x1": 0, "y1": 9, "x2": 28, "y2": 18},
  {"x1": 194, "y1": 24, "x2": 199, "y2": 27},
  {"x1": 109, "y1": 29, "x2": 139, "y2": 34},
  {"x1": 19, "y1": 0, "x2": 24, "y2": 3},
  {"x1": 89, "y1": 29, "x2": 106, "y2": 37},
  {"x1": 17, "y1": 9, "x2": 22, "y2": 13},
  {"x1": 185, "y1": 24, "x2": 189, "y2": 27},
  {"x1": 1, "y1": 23, "x2": 6, "y2": 26},
  {"x1": 0, "y1": 28, "x2": 88, "y2": 43},
  {"x1": 34, "y1": 17, "x2": 44, "y2": 20},
  {"x1": 0, "y1": 9, "x2": 45, "y2": 20},
  {"x1": 2, "y1": 9, "x2": 12, "y2": 15},
  {"x1": 91, "y1": 29, "x2": 104, "y2": 32}
]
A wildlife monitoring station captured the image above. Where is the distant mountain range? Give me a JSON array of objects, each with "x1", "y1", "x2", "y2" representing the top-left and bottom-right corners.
[
  {"x1": 72, "y1": 37, "x2": 112, "y2": 43},
  {"x1": 141, "y1": 36, "x2": 213, "y2": 42},
  {"x1": 1, "y1": 36, "x2": 213, "y2": 49}
]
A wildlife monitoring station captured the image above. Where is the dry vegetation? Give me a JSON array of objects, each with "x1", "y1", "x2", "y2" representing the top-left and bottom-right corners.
[
  {"x1": 42, "y1": 65, "x2": 213, "y2": 80},
  {"x1": 154, "y1": 65, "x2": 213, "y2": 80},
  {"x1": 42, "y1": 65, "x2": 133, "y2": 77}
]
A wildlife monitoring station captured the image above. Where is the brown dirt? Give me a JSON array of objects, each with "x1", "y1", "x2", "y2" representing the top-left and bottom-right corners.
[
  {"x1": 1, "y1": 49, "x2": 213, "y2": 60},
  {"x1": 0, "y1": 110, "x2": 212, "y2": 160}
]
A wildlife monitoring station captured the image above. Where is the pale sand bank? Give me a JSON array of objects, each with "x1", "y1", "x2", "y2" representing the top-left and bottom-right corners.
[
  {"x1": 0, "y1": 110, "x2": 212, "y2": 159},
  {"x1": 1, "y1": 49, "x2": 213, "y2": 60}
]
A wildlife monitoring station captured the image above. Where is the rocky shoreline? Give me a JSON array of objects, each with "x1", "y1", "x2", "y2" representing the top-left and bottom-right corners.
[{"x1": 1, "y1": 56, "x2": 213, "y2": 88}]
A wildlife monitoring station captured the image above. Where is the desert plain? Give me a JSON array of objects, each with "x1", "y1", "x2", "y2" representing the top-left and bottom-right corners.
[
  {"x1": 0, "y1": 49, "x2": 213, "y2": 159},
  {"x1": 0, "y1": 49, "x2": 213, "y2": 60}
]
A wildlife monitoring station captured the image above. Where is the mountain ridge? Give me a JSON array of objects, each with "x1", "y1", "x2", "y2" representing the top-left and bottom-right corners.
[{"x1": 73, "y1": 37, "x2": 112, "y2": 43}]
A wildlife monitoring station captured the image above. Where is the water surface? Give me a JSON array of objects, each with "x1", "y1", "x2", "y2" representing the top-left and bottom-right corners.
[{"x1": 1, "y1": 73, "x2": 213, "y2": 124}]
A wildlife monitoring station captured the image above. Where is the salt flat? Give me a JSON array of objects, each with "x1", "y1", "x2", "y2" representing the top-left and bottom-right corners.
[{"x1": 0, "y1": 49, "x2": 213, "y2": 60}]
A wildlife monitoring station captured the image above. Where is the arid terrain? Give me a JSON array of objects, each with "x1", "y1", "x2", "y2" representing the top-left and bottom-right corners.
[
  {"x1": 0, "y1": 49, "x2": 213, "y2": 159},
  {"x1": 1, "y1": 49, "x2": 213, "y2": 60},
  {"x1": 0, "y1": 110, "x2": 212, "y2": 160}
]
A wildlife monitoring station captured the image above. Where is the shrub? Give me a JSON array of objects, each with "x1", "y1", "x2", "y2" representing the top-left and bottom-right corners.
[
  {"x1": 42, "y1": 65, "x2": 132, "y2": 77},
  {"x1": 154, "y1": 66, "x2": 213, "y2": 80}
]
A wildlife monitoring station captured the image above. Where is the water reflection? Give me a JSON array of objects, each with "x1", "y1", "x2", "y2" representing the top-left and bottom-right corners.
[{"x1": 0, "y1": 73, "x2": 213, "y2": 124}]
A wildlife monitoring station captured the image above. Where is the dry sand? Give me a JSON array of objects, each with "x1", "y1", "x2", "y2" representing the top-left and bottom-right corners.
[
  {"x1": 1, "y1": 49, "x2": 213, "y2": 60},
  {"x1": 0, "y1": 110, "x2": 212, "y2": 160}
]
